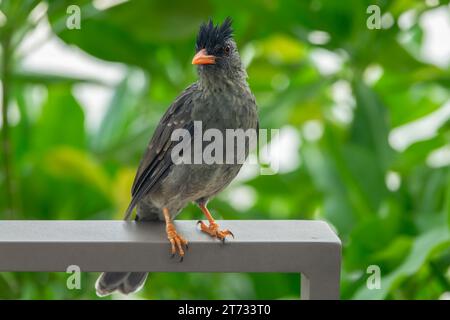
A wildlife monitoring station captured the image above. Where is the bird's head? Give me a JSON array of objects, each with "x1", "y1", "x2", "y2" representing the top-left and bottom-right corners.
[{"x1": 193, "y1": 17, "x2": 245, "y2": 82}]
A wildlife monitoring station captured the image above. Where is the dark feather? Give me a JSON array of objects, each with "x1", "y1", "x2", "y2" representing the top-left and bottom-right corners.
[
  {"x1": 196, "y1": 17, "x2": 233, "y2": 53},
  {"x1": 96, "y1": 272, "x2": 148, "y2": 297},
  {"x1": 124, "y1": 84, "x2": 197, "y2": 220}
]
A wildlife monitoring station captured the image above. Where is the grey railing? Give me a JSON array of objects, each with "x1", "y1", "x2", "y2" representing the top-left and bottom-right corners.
[{"x1": 0, "y1": 220, "x2": 341, "y2": 299}]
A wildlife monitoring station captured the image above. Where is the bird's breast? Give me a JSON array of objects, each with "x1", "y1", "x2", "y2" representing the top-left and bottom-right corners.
[{"x1": 192, "y1": 86, "x2": 257, "y2": 130}]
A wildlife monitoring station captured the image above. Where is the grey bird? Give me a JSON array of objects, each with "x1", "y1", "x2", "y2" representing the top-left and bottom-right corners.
[{"x1": 95, "y1": 17, "x2": 258, "y2": 297}]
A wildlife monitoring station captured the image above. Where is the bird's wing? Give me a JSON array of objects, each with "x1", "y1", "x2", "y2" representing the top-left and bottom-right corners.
[{"x1": 124, "y1": 84, "x2": 197, "y2": 220}]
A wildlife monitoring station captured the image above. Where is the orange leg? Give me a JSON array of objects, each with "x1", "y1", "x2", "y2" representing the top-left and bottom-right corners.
[
  {"x1": 163, "y1": 207, "x2": 188, "y2": 261},
  {"x1": 197, "y1": 203, "x2": 234, "y2": 242}
]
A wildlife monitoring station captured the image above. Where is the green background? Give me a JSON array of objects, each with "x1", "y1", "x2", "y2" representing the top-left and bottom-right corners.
[{"x1": 0, "y1": 0, "x2": 449, "y2": 299}]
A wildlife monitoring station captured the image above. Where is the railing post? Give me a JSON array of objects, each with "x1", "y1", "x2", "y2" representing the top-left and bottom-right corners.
[
  {"x1": 301, "y1": 271, "x2": 340, "y2": 300},
  {"x1": 300, "y1": 245, "x2": 341, "y2": 300}
]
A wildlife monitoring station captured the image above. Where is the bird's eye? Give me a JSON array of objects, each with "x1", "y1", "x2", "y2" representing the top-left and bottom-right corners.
[{"x1": 224, "y1": 45, "x2": 231, "y2": 55}]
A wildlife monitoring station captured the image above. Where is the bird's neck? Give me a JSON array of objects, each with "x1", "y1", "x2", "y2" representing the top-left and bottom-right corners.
[{"x1": 198, "y1": 67, "x2": 249, "y2": 94}]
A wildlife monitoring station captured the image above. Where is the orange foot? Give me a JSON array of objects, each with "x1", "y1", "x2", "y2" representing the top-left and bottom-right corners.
[
  {"x1": 196, "y1": 202, "x2": 234, "y2": 242},
  {"x1": 167, "y1": 223, "x2": 188, "y2": 261},
  {"x1": 163, "y1": 208, "x2": 188, "y2": 262},
  {"x1": 197, "y1": 220, "x2": 234, "y2": 242}
]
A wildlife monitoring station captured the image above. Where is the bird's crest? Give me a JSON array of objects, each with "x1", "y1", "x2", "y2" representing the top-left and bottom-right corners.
[{"x1": 196, "y1": 17, "x2": 233, "y2": 52}]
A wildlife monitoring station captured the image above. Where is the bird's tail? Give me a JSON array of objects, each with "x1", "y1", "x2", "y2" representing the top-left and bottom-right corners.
[{"x1": 95, "y1": 272, "x2": 148, "y2": 297}]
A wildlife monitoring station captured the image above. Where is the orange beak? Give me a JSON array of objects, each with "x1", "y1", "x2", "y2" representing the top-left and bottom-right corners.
[{"x1": 192, "y1": 49, "x2": 216, "y2": 65}]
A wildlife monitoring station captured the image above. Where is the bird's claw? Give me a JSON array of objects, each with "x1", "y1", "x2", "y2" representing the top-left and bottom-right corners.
[
  {"x1": 197, "y1": 220, "x2": 234, "y2": 242},
  {"x1": 221, "y1": 230, "x2": 235, "y2": 243},
  {"x1": 167, "y1": 226, "x2": 188, "y2": 262}
]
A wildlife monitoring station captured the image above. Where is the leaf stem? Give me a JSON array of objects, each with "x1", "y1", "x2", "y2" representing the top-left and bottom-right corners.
[{"x1": 1, "y1": 33, "x2": 15, "y2": 218}]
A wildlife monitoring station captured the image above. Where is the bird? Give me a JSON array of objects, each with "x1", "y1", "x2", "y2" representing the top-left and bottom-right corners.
[{"x1": 95, "y1": 17, "x2": 258, "y2": 297}]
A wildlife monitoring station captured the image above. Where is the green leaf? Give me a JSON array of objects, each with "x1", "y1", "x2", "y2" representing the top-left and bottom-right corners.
[
  {"x1": 381, "y1": 83, "x2": 449, "y2": 127},
  {"x1": 91, "y1": 70, "x2": 147, "y2": 152},
  {"x1": 345, "y1": 209, "x2": 403, "y2": 270},
  {"x1": 48, "y1": 0, "x2": 212, "y2": 69},
  {"x1": 351, "y1": 80, "x2": 393, "y2": 171},
  {"x1": 12, "y1": 70, "x2": 108, "y2": 86},
  {"x1": 33, "y1": 85, "x2": 85, "y2": 152},
  {"x1": 353, "y1": 226, "x2": 450, "y2": 299},
  {"x1": 43, "y1": 146, "x2": 111, "y2": 198},
  {"x1": 371, "y1": 236, "x2": 413, "y2": 271},
  {"x1": 393, "y1": 133, "x2": 449, "y2": 174}
]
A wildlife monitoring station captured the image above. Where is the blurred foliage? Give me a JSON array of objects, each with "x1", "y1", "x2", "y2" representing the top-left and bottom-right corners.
[{"x1": 1, "y1": 0, "x2": 450, "y2": 299}]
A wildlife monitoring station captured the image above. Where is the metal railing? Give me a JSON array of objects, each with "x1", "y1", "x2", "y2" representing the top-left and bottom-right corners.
[{"x1": 0, "y1": 219, "x2": 341, "y2": 299}]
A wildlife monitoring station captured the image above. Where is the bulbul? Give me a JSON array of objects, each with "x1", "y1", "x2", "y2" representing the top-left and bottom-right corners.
[{"x1": 96, "y1": 17, "x2": 258, "y2": 296}]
